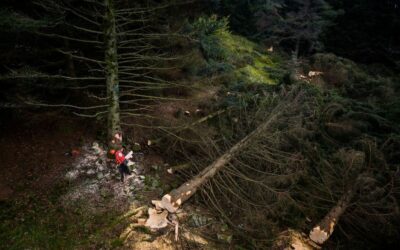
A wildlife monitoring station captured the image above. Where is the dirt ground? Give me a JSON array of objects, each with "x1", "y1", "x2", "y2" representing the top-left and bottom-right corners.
[{"x1": 0, "y1": 110, "x2": 97, "y2": 200}]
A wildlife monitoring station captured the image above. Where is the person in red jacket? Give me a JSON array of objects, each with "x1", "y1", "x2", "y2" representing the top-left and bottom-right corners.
[{"x1": 113, "y1": 147, "x2": 132, "y2": 182}]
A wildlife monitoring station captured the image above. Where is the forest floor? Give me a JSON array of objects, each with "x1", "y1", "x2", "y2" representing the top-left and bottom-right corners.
[
  {"x1": 0, "y1": 110, "x2": 96, "y2": 201},
  {"x1": 0, "y1": 109, "x2": 229, "y2": 249}
]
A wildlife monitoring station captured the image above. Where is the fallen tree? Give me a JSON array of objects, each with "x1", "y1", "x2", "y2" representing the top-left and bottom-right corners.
[
  {"x1": 158, "y1": 97, "x2": 293, "y2": 213},
  {"x1": 146, "y1": 88, "x2": 303, "y2": 227},
  {"x1": 145, "y1": 84, "x2": 400, "y2": 249},
  {"x1": 309, "y1": 188, "x2": 355, "y2": 245},
  {"x1": 276, "y1": 184, "x2": 357, "y2": 250}
]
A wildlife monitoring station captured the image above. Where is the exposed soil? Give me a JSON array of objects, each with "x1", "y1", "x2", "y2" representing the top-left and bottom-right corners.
[{"x1": 0, "y1": 110, "x2": 97, "y2": 200}]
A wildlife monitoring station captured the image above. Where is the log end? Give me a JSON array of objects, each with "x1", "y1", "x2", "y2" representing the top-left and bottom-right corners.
[
  {"x1": 145, "y1": 208, "x2": 169, "y2": 229},
  {"x1": 161, "y1": 194, "x2": 180, "y2": 213},
  {"x1": 309, "y1": 225, "x2": 330, "y2": 245}
]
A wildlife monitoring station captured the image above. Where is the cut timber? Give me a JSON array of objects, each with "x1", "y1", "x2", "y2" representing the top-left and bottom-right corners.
[
  {"x1": 309, "y1": 189, "x2": 355, "y2": 245},
  {"x1": 274, "y1": 229, "x2": 320, "y2": 250},
  {"x1": 274, "y1": 187, "x2": 356, "y2": 249},
  {"x1": 160, "y1": 105, "x2": 285, "y2": 213},
  {"x1": 152, "y1": 200, "x2": 165, "y2": 210},
  {"x1": 272, "y1": 182, "x2": 360, "y2": 250},
  {"x1": 145, "y1": 208, "x2": 169, "y2": 229}
]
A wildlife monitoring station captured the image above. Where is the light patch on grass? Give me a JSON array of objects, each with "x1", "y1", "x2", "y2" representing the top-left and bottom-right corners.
[
  {"x1": 237, "y1": 65, "x2": 274, "y2": 84},
  {"x1": 216, "y1": 30, "x2": 255, "y2": 56}
]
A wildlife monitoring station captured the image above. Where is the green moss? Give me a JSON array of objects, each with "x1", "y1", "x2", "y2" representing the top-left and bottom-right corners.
[
  {"x1": 214, "y1": 30, "x2": 278, "y2": 85},
  {"x1": 215, "y1": 30, "x2": 255, "y2": 56},
  {"x1": 236, "y1": 65, "x2": 274, "y2": 84},
  {"x1": 192, "y1": 16, "x2": 281, "y2": 85}
]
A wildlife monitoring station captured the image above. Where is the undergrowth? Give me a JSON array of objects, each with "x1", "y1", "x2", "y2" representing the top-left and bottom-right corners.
[{"x1": 0, "y1": 181, "x2": 126, "y2": 249}]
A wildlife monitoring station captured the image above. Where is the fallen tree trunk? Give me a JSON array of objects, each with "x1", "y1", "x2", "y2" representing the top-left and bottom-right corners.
[
  {"x1": 309, "y1": 188, "x2": 355, "y2": 245},
  {"x1": 159, "y1": 105, "x2": 285, "y2": 213},
  {"x1": 275, "y1": 186, "x2": 356, "y2": 249},
  {"x1": 145, "y1": 88, "x2": 301, "y2": 230}
]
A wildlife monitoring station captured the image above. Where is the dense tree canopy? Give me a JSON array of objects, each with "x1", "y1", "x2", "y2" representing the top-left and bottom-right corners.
[{"x1": 211, "y1": 0, "x2": 400, "y2": 68}]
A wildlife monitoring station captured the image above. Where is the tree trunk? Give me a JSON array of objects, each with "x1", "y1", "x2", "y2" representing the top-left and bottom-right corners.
[
  {"x1": 290, "y1": 39, "x2": 301, "y2": 82},
  {"x1": 160, "y1": 108, "x2": 283, "y2": 213},
  {"x1": 64, "y1": 39, "x2": 76, "y2": 78},
  {"x1": 309, "y1": 189, "x2": 355, "y2": 245},
  {"x1": 104, "y1": 0, "x2": 121, "y2": 148},
  {"x1": 274, "y1": 188, "x2": 355, "y2": 250}
]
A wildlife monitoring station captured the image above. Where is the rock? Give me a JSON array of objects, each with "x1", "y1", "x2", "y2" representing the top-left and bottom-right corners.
[
  {"x1": 92, "y1": 142, "x2": 103, "y2": 154},
  {"x1": 86, "y1": 169, "x2": 95, "y2": 175},
  {"x1": 97, "y1": 173, "x2": 104, "y2": 179},
  {"x1": 85, "y1": 183, "x2": 99, "y2": 194},
  {"x1": 86, "y1": 155, "x2": 97, "y2": 161},
  {"x1": 65, "y1": 170, "x2": 79, "y2": 181}
]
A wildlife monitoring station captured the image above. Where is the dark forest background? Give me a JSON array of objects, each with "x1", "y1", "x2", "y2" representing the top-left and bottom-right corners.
[{"x1": 1, "y1": 1, "x2": 400, "y2": 249}]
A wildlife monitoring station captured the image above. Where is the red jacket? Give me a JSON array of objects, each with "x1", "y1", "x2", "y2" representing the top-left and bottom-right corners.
[{"x1": 115, "y1": 150, "x2": 125, "y2": 165}]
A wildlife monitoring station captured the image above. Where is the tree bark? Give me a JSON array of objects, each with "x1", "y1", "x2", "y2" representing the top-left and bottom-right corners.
[
  {"x1": 290, "y1": 39, "x2": 301, "y2": 82},
  {"x1": 274, "y1": 188, "x2": 355, "y2": 250},
  {"x1": 309, "y1": 189, "x2": 355, "y2": 245},
  {"x1": 104, "y1": 0, "x2": 121, "y2": 148},
  {"x1": 64, "y1": 39, "x2": 76, "y2": 78}
]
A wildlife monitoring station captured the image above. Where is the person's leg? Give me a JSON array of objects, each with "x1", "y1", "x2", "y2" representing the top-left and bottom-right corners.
[
  {"x1": 122, "y1": 163, "x2": 131, "y2": 175},
  {"x1": 122, "y1": 163, "x2": 134, "y2": 181},
  {"x1": 123, "y1": 160, "x2": 132, "y2": 175},
  {"x1": 118, "y1": 165, "x2": 124, "y2": 182}
]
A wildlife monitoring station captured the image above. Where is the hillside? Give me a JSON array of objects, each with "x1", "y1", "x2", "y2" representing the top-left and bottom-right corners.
[{"x1": 1, "y1": 1, "x2": 399, "y2": 249}]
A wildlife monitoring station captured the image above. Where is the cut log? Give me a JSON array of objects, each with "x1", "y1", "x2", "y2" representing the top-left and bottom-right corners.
[
  {"x1": 309, "y1": 189, "x2": 355, "y2": 245},
  {"x1": 274, "y1": 229, "x2": 320, "y2": 250},
  {"x1": 274, "y1": 186, "x2": 356, "y2": 249},
  {"x1": 145, "y1": 208, "x2": 169, "y2": 229},
  {"x1": 272, "y1": 189, "x2": 355, "y2": 250},
  {"x1": 160, "y1": 106, "x2": 284, "y2": 213}
]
